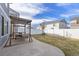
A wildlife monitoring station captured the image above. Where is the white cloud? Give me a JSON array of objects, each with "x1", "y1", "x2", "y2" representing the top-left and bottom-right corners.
[
  {"x1": 56, "y1": 3, "x2": 72, "y2": 6},
  {"x1": 10, "y1": 4, "x2": 42, "y2": 16},
  {"x1": 10, "y1": 3, "x2": 47, "y2": 18},
  {"x1": 73, "y1": 9, "x2": 79, "y2": 13},
  {"x1": 27, "y1": 17, "x2": 57, "y2": 24},
  {"x1": 17, "y1": 14, "x2": 57, "y2": 25},
  {"x1": 10, "y1": 3, "x2": 51, "y2": 25},
  {"x1": 60, "y1": 9, "x2": 79, "y2": 17},
  {"x1": 61, "y1": 14, "x2": 75, "y2": 17}
]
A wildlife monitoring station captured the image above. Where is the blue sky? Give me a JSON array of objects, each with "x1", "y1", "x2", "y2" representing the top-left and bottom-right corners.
[{"x1": 10, "y1": 3, "x2": 79, "y2": 25}]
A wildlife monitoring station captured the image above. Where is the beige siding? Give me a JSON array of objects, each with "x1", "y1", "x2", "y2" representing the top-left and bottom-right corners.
[
  {"x1": 71, "y1": 24, "x2": 79, "y2": 29},
  {"x1": 71, "y1": 19, "x2": 79, "y2": 29},
  {"x1": 70, "y1": 19, "x2": 77, "y2": 24}
]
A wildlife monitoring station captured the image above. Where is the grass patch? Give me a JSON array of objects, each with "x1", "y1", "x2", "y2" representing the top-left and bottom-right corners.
[{"x1": 33, "y1": 34, "x2": 79, "y2": 56}]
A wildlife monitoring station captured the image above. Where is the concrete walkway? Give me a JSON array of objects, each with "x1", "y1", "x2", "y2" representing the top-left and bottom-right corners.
[{"x1": 0, "y1": 38, "x2": 65, "y2": 56}]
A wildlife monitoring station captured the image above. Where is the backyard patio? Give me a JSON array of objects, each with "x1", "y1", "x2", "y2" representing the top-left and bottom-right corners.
[
  {"x1": 4, "y1": 16, "x2": 32, "y2": 47},
  {"x1": 0, "y1": 38, "x2": 64, "y2": 56}
]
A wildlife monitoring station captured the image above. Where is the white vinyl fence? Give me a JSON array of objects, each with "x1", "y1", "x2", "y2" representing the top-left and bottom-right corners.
[{"x1": 45, "y1": 29, "x2": 79, "y2": 39}]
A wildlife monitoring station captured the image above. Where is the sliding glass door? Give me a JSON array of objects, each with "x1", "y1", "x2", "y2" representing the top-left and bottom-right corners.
[
  {"x1": 0, "y1": 16, "x2": 2, "y2": 37},
  {"x1": 0, "y1": 16, "x2": 8, "y2": 36},
  {"x1": 2, "y1": 16, "x2": 4, "y2": 36}
]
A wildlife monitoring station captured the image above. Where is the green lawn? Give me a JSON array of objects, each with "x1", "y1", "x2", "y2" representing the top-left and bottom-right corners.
[{"x1": 33, "y1": 34, "x2": 79, "y2": 56}]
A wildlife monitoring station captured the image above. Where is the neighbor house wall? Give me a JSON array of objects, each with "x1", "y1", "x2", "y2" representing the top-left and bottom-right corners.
[
  {"x1": 70, "y1": 19, "x2": 77, "y2": 24},
  {"x1": 70, "y1": 19, "x2": 79, "y2": 29},
  {"x1": 71, "y1": 24, "x2": 79, "y2": 29},
  {"x1": 59, "y1": 22, "x2": 67, "y2": 29},
  {"x1": 45, "y1": 22, "x2": 67, "y2": 30},
  {"x1": 46, "y1": 23, "x2": 60, "y2": 29}
]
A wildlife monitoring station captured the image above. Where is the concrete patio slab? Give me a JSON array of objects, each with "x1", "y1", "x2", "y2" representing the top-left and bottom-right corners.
[{"x1": 0, "y1": 38, "x2": 65, "y2": 56}]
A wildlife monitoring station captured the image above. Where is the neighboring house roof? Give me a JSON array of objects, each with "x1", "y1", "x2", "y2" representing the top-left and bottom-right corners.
[
  {"x1": 71, "y1": 16, "x2": 79, "y2": 21},
  {"x1": 71, "y1": 16, "x2": 79, "y2": 24},
  {"x1": 40, "y1": 19, "x2": 67, "y2": 25}
]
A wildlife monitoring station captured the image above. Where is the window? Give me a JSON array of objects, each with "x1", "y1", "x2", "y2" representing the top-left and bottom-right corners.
[
  {"x1": 53, "y1": 24, "x2": 56, "y2": 28},
  {"x1": 2, "y1": 16, "x2": 4, "y2": 36},
  {"x1": 53, "y1": 24, "x2": 55, "y2": 27},
  {"x1": 0, "y1": 16, "x2": 8, "y2": 36},
  {"x1": 4, "y1": 20, "x2": 8, "y2": 34}
]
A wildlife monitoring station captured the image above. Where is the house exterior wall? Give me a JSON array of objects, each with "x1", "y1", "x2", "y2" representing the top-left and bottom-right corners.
[
  {"x1": 0, "y1": 4, "x2": 9, "y2": 16},
  {"x1": 0, "y1": 15, "x2": 2, "y2": 37},
  {"x1": 0, "y1": 3, "x2": 10, "y2": 47}
]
